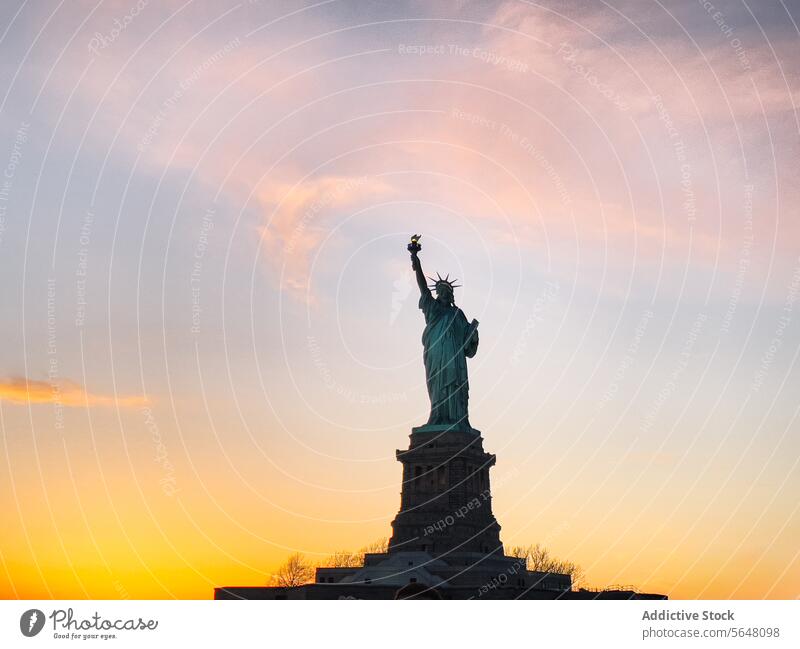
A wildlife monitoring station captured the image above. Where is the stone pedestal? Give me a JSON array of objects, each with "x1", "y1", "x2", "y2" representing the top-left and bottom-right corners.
[
  {"x1": 307, "y1": 422, "x2": 569, "y2": 596},
  {"x1": 388, "y1": 423, "x2": 503, "y2": 557}
]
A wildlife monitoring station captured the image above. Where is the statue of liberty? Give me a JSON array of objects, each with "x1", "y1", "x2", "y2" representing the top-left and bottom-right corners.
[{"x1": 408, "y1": 235, "x2": 479, "y2": 428}]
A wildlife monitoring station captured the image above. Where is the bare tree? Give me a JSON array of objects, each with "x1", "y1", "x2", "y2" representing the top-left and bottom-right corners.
[
  {"x1": 271, "y1": 552, "x2": 314, "y2": 587},
  {"x1": 360, "y1": 537, "x2": 388, "y2": 555},
  {"x1": 508, "y1": 543, "x2": 586, "y2": 589},
  {"x1": 320, "y1": 550, "x2": 361, "y2": 568},
  {"x1": 320, "y1": 538, "x2": 390, "y2": 568}
]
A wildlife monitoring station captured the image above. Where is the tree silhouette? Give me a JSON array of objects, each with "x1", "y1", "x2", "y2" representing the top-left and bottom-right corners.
[
  {"x1": 322, "y1": 550, "x2": 362, "y2": 568},
  {"x1": 508, "y1": 543, "x2": 586, "y2": 589},
  {"x1": 360, "y1": 537, "x2": 389, "y2": 554},
  {"x1": 319, "y1": 538, "x2": 389, "y2": 568},
  {"x1": 271, "y1": 552, "x2": 314, "y2": 587}
]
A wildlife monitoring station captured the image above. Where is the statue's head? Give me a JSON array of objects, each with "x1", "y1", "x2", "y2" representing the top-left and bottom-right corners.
[
  {"x1": 435, "y1": 282, "x2": 454, "y2": 305},
  {"x1": 428, "y1": 273, "x2": 460, "y2": 306}
]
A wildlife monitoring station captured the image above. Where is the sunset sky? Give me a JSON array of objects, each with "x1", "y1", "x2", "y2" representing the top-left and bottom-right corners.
[{"x1": 1, "y1": 0, "x2": 799, "y2": 599}]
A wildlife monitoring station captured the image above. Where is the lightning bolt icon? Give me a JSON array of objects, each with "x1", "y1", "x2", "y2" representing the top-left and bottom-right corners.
[{"x1": 28, "y1": 611, "x2": 37, "y2": 632}]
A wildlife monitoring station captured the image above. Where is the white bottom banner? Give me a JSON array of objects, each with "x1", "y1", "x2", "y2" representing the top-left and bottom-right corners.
[{"x1": 0, "y1": 600, "x2": 797, "y2": 648}]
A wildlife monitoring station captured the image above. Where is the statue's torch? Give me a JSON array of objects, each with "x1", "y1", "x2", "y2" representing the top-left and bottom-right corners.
[{"x1": 408, "y1": 234, "x2": 422, "y2": 270}]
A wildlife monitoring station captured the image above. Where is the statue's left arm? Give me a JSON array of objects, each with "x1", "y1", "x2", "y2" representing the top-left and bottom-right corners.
[{"x1": 464, "y1": 317, "x2": 479, "y2": 358}]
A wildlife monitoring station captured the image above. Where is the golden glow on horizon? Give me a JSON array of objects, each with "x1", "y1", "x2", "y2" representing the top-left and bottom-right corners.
[{"x1": 2, "y1": 419, "x2": 798, "y2": 600}]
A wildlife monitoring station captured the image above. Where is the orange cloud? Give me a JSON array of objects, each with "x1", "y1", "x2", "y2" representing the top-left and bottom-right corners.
[{"x1": 0, "y1": 377, "x2": 149, "y2": 408}]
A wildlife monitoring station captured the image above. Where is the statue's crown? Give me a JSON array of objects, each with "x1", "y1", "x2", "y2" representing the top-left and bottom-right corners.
[{"x1": 427, "y1": 273, "x2": 461, "y2": 291}]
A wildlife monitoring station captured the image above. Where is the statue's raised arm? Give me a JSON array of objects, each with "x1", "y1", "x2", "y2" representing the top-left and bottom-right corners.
[{"x1": 408, "y1": 234, "x2": 428, "y2": 296}]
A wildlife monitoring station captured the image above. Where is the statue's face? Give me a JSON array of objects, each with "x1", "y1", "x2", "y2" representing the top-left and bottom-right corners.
[{"x1": 435, "y1": 285, "x2": 453, "y2": 305}]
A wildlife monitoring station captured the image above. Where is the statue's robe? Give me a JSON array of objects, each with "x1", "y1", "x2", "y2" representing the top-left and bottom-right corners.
[{"x1": 419, "y1": 290, "x2": 479, "y2": 426}]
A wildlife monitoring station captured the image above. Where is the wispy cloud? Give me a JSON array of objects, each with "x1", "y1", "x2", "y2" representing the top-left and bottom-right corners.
[
  {"x1": 0, "y1": 377, "x2": 149, "y2": 408},
  {"x1": 258, "y1": 174, "x2": 393, "y2": 300}
]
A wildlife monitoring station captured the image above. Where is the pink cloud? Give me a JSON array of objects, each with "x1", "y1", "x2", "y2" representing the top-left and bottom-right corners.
[
  {"x1": 30, "y1": 0, "x2": 798, "y2": 297},
  {"x1": 257, "y1": 175, "x2": 393, "y2": 300}
]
